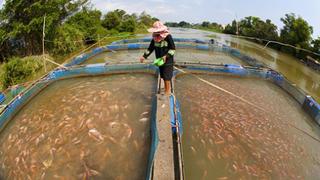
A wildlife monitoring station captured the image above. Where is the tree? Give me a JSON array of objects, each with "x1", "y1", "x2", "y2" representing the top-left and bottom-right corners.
[
  {"x1": 102, "y1": 11, "x2": 121, "y2": 30},
  {"x1": 165, "y1": 22, "x2": 179, "y2": 27},
  {"x1": 223, "y1": 20, "x2": 237, "y2": 35},
  {"x1": 280, "y1": 13, "x2": 313, "y2": 50},
  {"x1": 238, "y1": 16, "x2": 278, "y2": 40},
  {"x1": 66, "y1": 8, "x2": 107, "y2": 40},
  {"x1": 312, "y1": 37, "x2": 320, "y2": 53},
  {"x1": 201, "y1": 21, "x2": 210, "y2": 28},
  {"x1": 139, "y1": 11, "x2": 155, "y2": 26},
  {"x1": 0, "y1": 0, "x2": 88, "y2": 57},
  {"x1": 178, "y1": 21, "x2": 191, "y2": 28},
  {"x1": 119, "y1": 18, "x2": 136, "y2": 32}
]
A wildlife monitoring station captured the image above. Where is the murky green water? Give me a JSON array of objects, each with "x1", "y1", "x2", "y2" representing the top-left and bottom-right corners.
[
  {"x1": 175, "y1": 74, "x2": 320, "y2": 179},
  {"x1": 84, "y1": 49, "x2": 244, "y2": 66},
  {"x1": 183, "y1": 29, "x2": 320, "y2": 103},
  {"x1": 0, "y1": 74, "x2": 156, "y2": 179},
  {"x1": 218, "y1": 34, "x2": 320, "y2": 103},
  {"x1": 85, "y1": 28, "x2": 320, "y2": 102},
  {"x1": 84, "y1": 50, "x2": 145, "y2": 65}
]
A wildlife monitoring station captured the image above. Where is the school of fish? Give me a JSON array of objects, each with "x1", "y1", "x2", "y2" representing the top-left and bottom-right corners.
[
  {"x1": 0, "y1": 74, "x2": 155, "y2": 179},
  {"x1": 176, "y1": 74, "x2": 320, "y2": 179}
]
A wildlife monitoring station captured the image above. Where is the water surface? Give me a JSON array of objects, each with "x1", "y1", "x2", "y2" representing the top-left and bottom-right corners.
[
  {"x1": 175, "y1": 74, "x2": 320, "y2": 179},
  {"x1": 0, "y1": 74, "x2": 156, "y2": 179}
]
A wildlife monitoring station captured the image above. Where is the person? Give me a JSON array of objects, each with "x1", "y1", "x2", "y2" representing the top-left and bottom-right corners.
[{"x1": 140, "y1": 21, "x2": 176, "y2": 95}]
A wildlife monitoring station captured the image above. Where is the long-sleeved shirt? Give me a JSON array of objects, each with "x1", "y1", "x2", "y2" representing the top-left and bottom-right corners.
[{"x1": 143, "y1": 34, "x2": 176, "y2": 65}]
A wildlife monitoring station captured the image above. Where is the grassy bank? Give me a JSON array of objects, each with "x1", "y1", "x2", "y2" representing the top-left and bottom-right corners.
[{"x1": 0, "y1": 31, "x2": 146, "y2": 91}]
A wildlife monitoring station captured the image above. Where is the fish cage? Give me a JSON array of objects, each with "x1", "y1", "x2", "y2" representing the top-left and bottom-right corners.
[{"x1": 0, "y1": 38, "x2": 320, "y2": 179}]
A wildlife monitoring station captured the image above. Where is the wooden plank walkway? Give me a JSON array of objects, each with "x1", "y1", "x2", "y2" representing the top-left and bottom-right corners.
[{"x1": 153, "y1": 94, "x2": 175, "y2": 180}]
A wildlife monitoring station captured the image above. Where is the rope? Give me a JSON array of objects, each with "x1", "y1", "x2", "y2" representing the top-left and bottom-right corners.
[
  {"x1": 43, "y1": 56, "x2": 68, "y2": 69},
  {"x1": 174, "y1": 66, "x2": 320, "y2": 143}
]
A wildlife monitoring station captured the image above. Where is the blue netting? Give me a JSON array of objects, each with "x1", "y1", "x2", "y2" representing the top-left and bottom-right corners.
[
  {"x1": 196, "y1": 45, "x2": 209, "y2": 50},
  {"x1": 266, "y1": 70, "x2": 284, "y2": 85},
  {"x1": 128, "y1": 43, "x2": 141, "y2": 49},
  {"x1": 180, "y1": 65, "x2": 248, "y2": 77},
  {"x1": 146, "y1": 92, "x2": 159, "y2": 180},
  {"x1": 170, "y1": 95, "x2": 176, "y2": 133},
  {"x1": 176, "y1": 44, "x2": 196, "y2": 49},
  {"x1": 175, "y1": 98, "x2": 183, "y2": 136},
  {"x1": 0, "y1": 93, "x2": 5, "y2": 104},
  {"x1": 169, "y1": 95, "x2": 183, "y2": 136},
  {"x1": 303, "y1": 96, "x2": 320, "y2": 121}
]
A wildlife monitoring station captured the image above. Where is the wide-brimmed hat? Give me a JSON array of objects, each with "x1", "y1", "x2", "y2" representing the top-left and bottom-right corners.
[{"x1": 148, "y1": 21, "x2": 168, "y2": 33}]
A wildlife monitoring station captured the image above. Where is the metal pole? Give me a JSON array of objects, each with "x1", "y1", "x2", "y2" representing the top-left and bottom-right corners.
[
  {"x1": 98, "y1": 34, "x2": 101, "y2": 46},
  {"x1": 235, "y1": 13, "x2": 239, "y2": 36},
  {"x1": 42, "y1": 15, "x2": 47, "y2": 72}
]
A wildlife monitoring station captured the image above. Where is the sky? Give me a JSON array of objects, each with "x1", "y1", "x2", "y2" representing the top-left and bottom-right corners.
[
  {"x1": 90, "y1": 0, "x2": 320, "y2": 38},
  {"x1": 0, "y1": 0, "x2": 319, "y2": 38}
]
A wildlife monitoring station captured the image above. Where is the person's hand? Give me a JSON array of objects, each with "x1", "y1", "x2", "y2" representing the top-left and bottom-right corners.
[
  {"x1": 162, "y1": 55, "x2": 167, "y2": 63},
  {"x1": 140, "y1": 56, "x2": 145, "y2": 63}
]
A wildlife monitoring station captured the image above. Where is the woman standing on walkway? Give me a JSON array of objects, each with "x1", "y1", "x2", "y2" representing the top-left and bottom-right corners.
[{"x1": 140, "y1": 21, "x2": 176, "y2": 95}]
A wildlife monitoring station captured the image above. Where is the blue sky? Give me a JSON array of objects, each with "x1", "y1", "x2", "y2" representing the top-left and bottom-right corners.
[
  {"x1": 0, "y1": 0, "x2": 319, "y2": 38},
  {"x1": 91, "y1": 0, "x2": 320, "y2": 38}
]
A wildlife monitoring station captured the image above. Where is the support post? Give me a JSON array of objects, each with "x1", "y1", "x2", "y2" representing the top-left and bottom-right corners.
[{"x1": 42, "y1": 15, "x2": 47, "y2": 72}]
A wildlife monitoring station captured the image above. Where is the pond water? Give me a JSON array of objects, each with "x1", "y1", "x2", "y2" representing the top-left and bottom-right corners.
[
  {"x1": 0, "y1": 74, "x2": 156, "y2": 179},
  {"x1": 175, "y1": 74, "x2": 320, "y2": 179}
]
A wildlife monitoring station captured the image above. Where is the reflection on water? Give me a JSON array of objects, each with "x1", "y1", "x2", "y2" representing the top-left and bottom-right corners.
[
  {"x1": 0, "y1": 74, "x2": 156, "y2": 179},
  {"x1": 176, "y1": 74, "x2": 320, "y2": 179}
]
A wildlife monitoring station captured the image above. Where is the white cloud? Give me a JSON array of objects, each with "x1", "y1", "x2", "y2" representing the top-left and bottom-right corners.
[{"x1": 92, "y1": 0, "x2": 173, "y2": 14}]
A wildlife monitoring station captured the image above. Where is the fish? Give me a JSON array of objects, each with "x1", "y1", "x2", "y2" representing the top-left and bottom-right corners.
[
  {"x1": 141, "y1": 111, "x2": 149, "y2": 116},
  {"x1": 79, "y1": 119, "x2": 86, "y2": 130},
  {"x1": 126, "y1": 128, "x2": 133, "y2": 139},
  {"x1": 35, "y1": 133, "x2": 45, "y2": 146},
  {"x1": 86, "y1": 119, "x2": 95, "y2": 129},
  {"x1": 124, "y1": 104, "x2": 130, "y2": 109},
  {"x1": 41, "y1": 172, "x2": 46, "y2": 180},
  {"x1": 88, "y1": 128, "x2": 104, "y2": 142},
  {"x1": 133, "y1": 140, "x2": 139, "y2": 150},
  {"x1": 81, "y1": 160, "x2": 101, "y2": 179},
  {"x1": 190, "y1": 146, "x2": 196, "y2": 154},
  {"x1": 139, "y1": 118, "x2": 148, "y2": 122},
  {"x1": 106, "y1": 136, "x2": 117, "y2": 144},
  {"x1": 72, "y1": 137, "x2": 81, "y2": 145},
  {"x1": 217, "y1": 176, "x2": 228, "y2": 180},
  {"x1": 109, "y1": 104, "x2": 119, "y2": 111},
  {"x1": 103, "y1": 149, "x2": 112, "y2": 158},
  {"x1": 207, "y1": 150, "x2": 215, "y2": 161},
  {"x1": 202, "y1": 170, "x2": 208, "y2": 179},
  {"x1": 42, "y1": 158, "x2": 53, "y2": 168}
]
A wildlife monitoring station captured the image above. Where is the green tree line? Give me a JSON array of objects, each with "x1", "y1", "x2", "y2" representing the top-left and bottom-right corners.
[
  {"x1": 0, "y1": 0, "x2": 158, "y2": 89},
  {"x1": 166, "y1": 14, "x2": 320, "y2": 62}
]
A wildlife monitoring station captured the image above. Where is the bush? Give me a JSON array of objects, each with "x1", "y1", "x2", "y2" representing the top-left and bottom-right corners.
[{"x1": 1, "y1": 57, "x2": 43, "y2": 88}]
